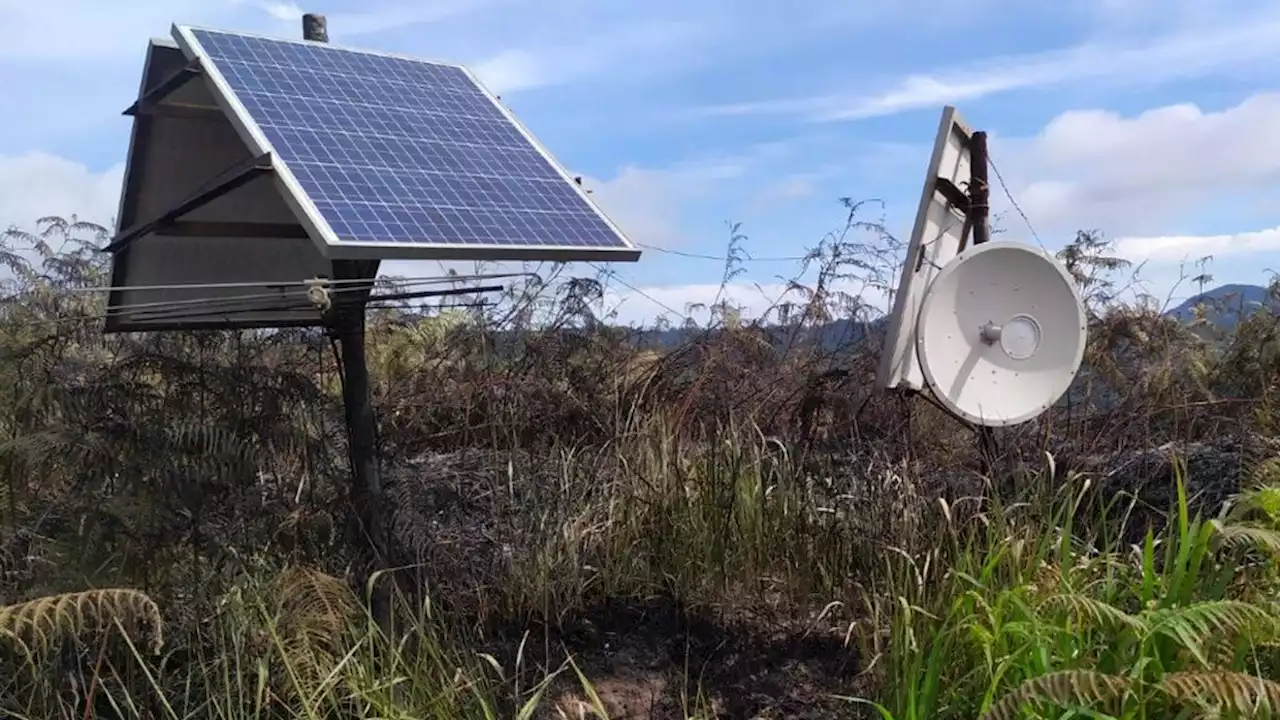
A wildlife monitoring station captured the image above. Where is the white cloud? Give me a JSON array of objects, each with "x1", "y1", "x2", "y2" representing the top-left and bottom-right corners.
[
  {"x1": 975, "y1": 90, "x2": 1280, "y2": 303},
  {"x1": 0, "y1": 153, "x2": 123, "y2": 231},
  {"x1": 1078, "y1": 0, "x2": 1264, "y2": 37},
  {"x1": 694, "y1": 11, "x2": 1280, "y2": 121},
  {"x1": 993, "y1": 92, "x2": 1280, "y2": 240},
  {"x1": 581, "y1": 167, "x2": 685, "y2": 249},
  {"x1": 471, "y1": 49, "x2": 545, "y2": 95},
  {"x1": 0, "y1": 0, "x2": 712, "y2": 113},
  {"x1": 752, "y1": 174, "x2": 820, "y2": 207},
  {"x1": 1115, "y1": 227, "x2": 1280, "y2": 263},
  {"x1": 466, "y1": 18, "x2": 709, "y2": 96},
  {"x1": 0, "y1": 0, "x2": 492, "y2": 62},
  {"x1": 0, "y1": 0, "x2": 223, "y2": 60},
  {"x1": 324, "y1": 1, "x2": 492, "y2": 38},
  {"x1": 572, "y1": 144, "x2": 796, "y2": 250},
  {"x1": 258, "y1": 2, "x2": 303, "y2": 21},
  {"x1": 229, "y1": 0, "x2": 492, "y2": 36}
]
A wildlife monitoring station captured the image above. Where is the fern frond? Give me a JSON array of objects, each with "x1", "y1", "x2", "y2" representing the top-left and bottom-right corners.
[
  {"x1": 274, "y1": 566, "x2": 357, "y2": 644},
  {"x1": 982, "y1": 670, "x2": 1133, "y2": 720},
  {"x1": 1159, "y1": 671, "x2": 1280, "y2": 716},
  {"x1": 1246, "y1": 459, "x2": 1280, "y2": 494},
  {"x1": 269, "y1": 567, "x2": 358, "y2": 704},
  {"x1": 1040, "y1": 593, "x2": 1144, "y2": 633},
  {"x1": 1234, "y1": 485, "x2": 1280, "y2": 524},
  {"x1": 1148, "y1": 600, "x2": 1278, "y2": 666},
  {"x1": 1213, "y1": 521, "x2": 1280, "y2": 555},
  {"x1": 0, "y1": 626, "x2": 32, "y2": 663},
  {"x1": 0, "y1": 588, "x2": 163, "y2": 654}
]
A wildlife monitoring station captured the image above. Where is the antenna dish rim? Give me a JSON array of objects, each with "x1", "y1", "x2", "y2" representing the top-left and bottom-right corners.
[{"x1": 915, "y1": 240, "x2": 1088, "y2": 427}]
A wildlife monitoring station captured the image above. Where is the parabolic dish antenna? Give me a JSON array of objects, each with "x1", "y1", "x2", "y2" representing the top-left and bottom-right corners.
[{"x1": 915, "y1": 240, "x2": 1087, "y2": 427}]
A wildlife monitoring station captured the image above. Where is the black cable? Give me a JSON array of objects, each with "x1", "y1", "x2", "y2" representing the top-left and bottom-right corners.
[{"x1": 634, "y1": 242, "x2": 807, "y2": 263}]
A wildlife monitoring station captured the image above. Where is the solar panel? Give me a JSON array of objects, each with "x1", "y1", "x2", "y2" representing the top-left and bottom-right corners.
[{"x1": 170, "y1": 25, "x2": 639, "y2": 262}]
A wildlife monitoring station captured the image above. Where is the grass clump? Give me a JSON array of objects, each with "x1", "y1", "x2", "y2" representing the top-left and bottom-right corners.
[
  {"x1": 0, "y1": 566, "x2": 530, "y2": 720},
  {"x1": 856, "y1": 456, "x2": 1280, "y2": 720}
]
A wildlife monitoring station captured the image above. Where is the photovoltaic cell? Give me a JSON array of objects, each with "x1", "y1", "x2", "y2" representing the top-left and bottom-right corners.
[{"x1": 181, "y1": 27, "x2": 633, "y2": 254}]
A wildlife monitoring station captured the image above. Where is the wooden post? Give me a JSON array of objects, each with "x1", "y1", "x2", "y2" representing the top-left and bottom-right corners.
[
  {"x1": 302, "y1": 12, "x2": 329, "y2": 42},
  {"x1": 969, "y1": 131, "x2": 991, "y2": 246},
  {"x1": 965, "y1": 130, "x2": 999, "y2": 471},
  {"x1": 303, "y1": 12, "x2": 390, "y2": 628}
]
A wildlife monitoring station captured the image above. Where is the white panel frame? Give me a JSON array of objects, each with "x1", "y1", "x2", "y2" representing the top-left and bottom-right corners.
[
  {"x1": 875, "y1": 106, "x2": 974, "y2": 392},
  {"x1": 169, "y1": 24, "x2": 642, "y2": 264}
]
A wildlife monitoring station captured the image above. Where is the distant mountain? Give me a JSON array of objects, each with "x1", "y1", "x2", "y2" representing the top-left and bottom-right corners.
[
  {"x1": 608, "y1": 284, "x2": 1272, "y2": 352},
  {"x1": 631, "y1": 317, "x2": 886, "y2": 352},
  {"x1": 1166, "y1": 284, "x2": 1276, "y2": 329}
]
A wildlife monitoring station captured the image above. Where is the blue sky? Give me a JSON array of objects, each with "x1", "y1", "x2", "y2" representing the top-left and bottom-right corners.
[{"x1": 3, "y1": 0, "x2": 1280, "y2": 325}]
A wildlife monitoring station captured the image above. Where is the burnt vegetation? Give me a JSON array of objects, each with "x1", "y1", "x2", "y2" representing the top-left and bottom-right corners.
[{"x1": 2, "y1": 206, "x2": 1280, "y2": 719}]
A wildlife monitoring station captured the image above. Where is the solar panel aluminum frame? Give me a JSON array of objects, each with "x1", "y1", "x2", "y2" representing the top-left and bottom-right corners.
[
  {"x1": 875, "y1": 105, "x2": 975, "y2": 393},
  {"x1": 169, "y1": 24, "x2": 642, "y2": 264}
]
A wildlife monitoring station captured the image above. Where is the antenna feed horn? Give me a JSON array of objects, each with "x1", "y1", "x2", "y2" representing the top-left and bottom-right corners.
[{"x1": 979, "y1": 321, "x2": 1003, "y2": 344}]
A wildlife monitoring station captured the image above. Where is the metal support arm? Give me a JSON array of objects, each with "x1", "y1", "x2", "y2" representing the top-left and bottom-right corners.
[
  {"x1": 123, "y1": 60, "x2": 203, "y2": 117},
  {"x1": 105, "y1": 153, "x2": 276, "y2": 252}
]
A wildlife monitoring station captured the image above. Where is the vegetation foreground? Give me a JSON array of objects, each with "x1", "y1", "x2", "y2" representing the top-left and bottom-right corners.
[{"x1": 2, "y1": 215, "x2": 1280, "y2": 718}]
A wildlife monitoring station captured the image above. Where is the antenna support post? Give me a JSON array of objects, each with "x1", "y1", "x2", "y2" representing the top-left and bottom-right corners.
[
  {"x1": 969, "y1": 131, "x2": 991, "y2": 246},
  {"x1": 302, "y1": 10, "x2": 390, "y2": 631}
]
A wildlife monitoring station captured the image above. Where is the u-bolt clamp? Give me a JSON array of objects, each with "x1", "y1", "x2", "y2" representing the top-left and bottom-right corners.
[{"x1": 304, "y1": 277, "x2": 332, "y2": 312}]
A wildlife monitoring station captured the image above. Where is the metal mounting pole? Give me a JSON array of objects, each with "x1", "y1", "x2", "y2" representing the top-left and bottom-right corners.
[{"x1": 303, "y1": 12, "x2": 390, "y2": 627}]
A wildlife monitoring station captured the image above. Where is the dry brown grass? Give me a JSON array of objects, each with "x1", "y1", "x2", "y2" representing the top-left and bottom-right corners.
[{"x1": 0, "y1": 216, "x2": 1277, "y2": 717}]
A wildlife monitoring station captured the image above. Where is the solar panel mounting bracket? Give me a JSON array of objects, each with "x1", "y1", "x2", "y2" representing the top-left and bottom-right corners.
[
  {"x1": 934, "y1": 177, "x2": 970, "y2": 214},
  {"x1": 106, "y1": 151, "x2": 282, "y2": 252},
  {"x1": 122, "y1": 59, "x2": 204, "y2": 118}
]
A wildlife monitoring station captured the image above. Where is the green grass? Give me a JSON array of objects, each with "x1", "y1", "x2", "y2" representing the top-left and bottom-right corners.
[{"x1": 848, "y1": 457, "x2": 1280, "y2": 720}]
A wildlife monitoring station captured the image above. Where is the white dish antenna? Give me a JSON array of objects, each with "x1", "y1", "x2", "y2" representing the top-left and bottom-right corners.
[{"x1": 916, "y1": 241, "x2": 1087, "y2": 426}]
